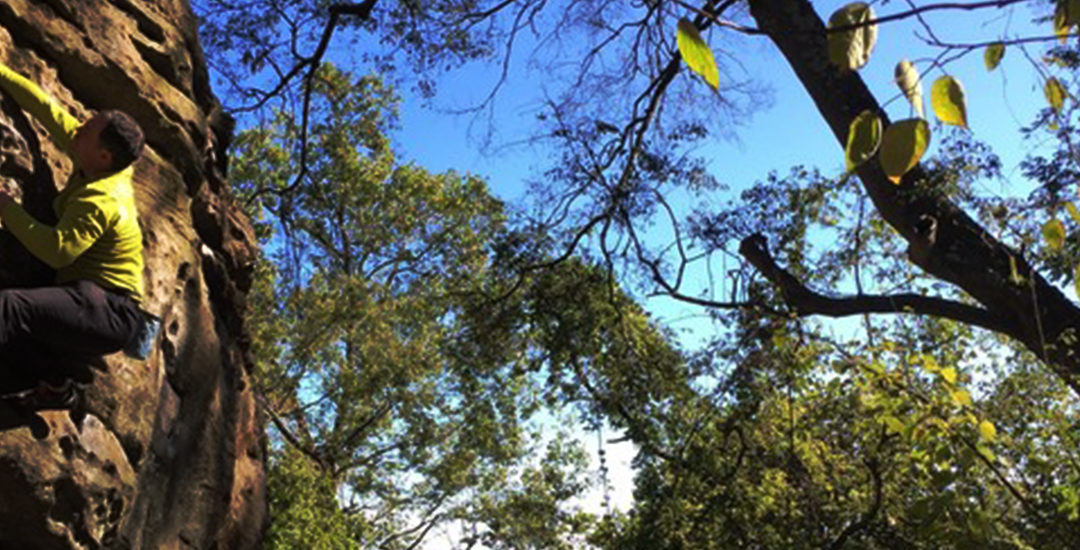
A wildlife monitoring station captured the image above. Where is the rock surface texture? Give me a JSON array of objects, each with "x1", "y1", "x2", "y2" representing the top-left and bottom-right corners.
[{"x1": 0, "y1": 1, "x2": 265, "y2": 548}]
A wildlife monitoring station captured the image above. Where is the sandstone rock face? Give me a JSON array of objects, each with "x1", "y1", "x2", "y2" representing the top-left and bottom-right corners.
[{"x1": 0, "y1": 1, "x2": 265, "y2": 548}]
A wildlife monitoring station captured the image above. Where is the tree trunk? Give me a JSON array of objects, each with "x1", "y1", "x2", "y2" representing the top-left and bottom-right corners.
[
  {"x1": 746, "y1": 0, "x2": 1080, "y2": 393},
  {"x1": 0, "y1": 1, "x2": 265, "y2": 547}
]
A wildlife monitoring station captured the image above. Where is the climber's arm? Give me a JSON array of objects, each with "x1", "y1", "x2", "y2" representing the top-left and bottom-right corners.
[
  {"x1": 0, "y1": 189, "x2": 110, "y2": 269},
  {"x1": 0, "y1": 63, "x2": 80, "y2": 151}
]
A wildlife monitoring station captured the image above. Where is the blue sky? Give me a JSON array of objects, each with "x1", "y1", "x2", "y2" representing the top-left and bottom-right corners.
[
  {"x1": 390, "y1": 0, "x2": 1060, "y2": 352},
  {"x1": 382, "y1": 2, "x2": 1067, "y2": 524}
]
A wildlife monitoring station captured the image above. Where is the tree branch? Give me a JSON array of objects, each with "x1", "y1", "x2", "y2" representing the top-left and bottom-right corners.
[
  {"x1": 676, "y1": 0, "x2": 1030, "y2": 36},
  {"x1": 738, "y1": 234, "x2": 1018, "y2": 337}
]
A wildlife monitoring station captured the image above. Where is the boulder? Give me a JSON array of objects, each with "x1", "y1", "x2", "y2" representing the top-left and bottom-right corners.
[{"x1": 0, "y1": 0, "x2": 265, "y2": 548}]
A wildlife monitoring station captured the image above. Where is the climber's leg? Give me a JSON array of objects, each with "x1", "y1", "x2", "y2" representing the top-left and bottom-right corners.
[{"x1": 0, "y1": 280, "x2": 141, "y2": 358}]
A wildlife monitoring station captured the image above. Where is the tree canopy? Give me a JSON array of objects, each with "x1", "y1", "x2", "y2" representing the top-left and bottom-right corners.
[{"x1": 195, "y1": 0, "x2": 1080, "y2": 547}]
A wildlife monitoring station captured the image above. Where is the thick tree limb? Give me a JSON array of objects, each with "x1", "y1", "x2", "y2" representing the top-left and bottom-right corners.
[
  {"x1": 738, "y1": 234, "x2": 1017, "y2": 336},
  {"x1": 746, "y1": 0, "x2": 1080, "y2": 394}
]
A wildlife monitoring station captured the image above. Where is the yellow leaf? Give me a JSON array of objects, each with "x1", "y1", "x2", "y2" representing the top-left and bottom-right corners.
[
  {"x1": 845, "y1": 110, "x2": 882, "y2": 171},
  {"x1": 827, "y1": 2, "x2": 877, "y2": 71},
  {"x1": 1043, "y1": 218, "x2": 1066, "y2": 251},
  {"x1": 676, "y1": 19, "x2": 720, "y2": 91},
  {"x1": 1046, "y1": 77, "x2": 1067, "y2": 113},
  {"x1": 1008, "y1": 255, "x2": 1025, "y2": 286},
  {"x1": 951, "y1": 389, "x2": 972, "y2": 407},
  {"x1": 984, "y1": 42, "x2": 1005, "y2": 72},
  {"x1": 941, "y1": 367, "x2": 957, "y2": 384},
  {"x1": 1067, "y1": 202, "x2": 1080, "y2": 224},
  {"x1": 931, "y1": 76, "x2": 968, "y2": 128},
  {"x1": 979, "y1": 420, "x2": 997, "y2": 442},
  {"x1": 1056, "y1": 1, "x2": 1070, "y2": 44},
  {"x1": 879, "y1": 118, "x2": 930, "y2": 184},
  {"x1": 894, "y1": 60, "x2": 923, "y2": 118}
]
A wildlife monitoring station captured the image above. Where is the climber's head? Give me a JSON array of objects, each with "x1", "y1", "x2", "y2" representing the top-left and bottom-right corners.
[{"x1": 73, "y1": 110, "x2": 145, "y2": 176}]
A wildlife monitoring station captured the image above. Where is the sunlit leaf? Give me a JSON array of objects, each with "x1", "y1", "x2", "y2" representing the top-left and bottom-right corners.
[
  {"x1": 676, "y1": 18, "x2": 719, "y2": 91},
  {"x1": 976, "y1": 442, "x2": 996, "y2": 462},
  {"x1": 1046, "y1": 77, "x2": 1067, "y2": 113},
  {"x1": 1009, "y1": 255, "x2": 1025, "y2": 286},
  {"x1": 845, "y1": 110, "x2": 882, "y2": 170},
  {"x1": 894, "y1": 60, "x2": 923, "y2": 117},
  {"x1": 1056, "y1": 1, "x2": 1070, "y2": 43},
  {"x1": 1068, "y1": 202, "x2": 1080, "y2": 224},
  {"x1": 1058, "y1": 0, "x2": 1080, "y2": 43},
  {"x1": 951, "y1": 389, "x2": 972, "y2": 407},
  {"x1": 879, "y1": 118, "x2": 930, "y2": 183},
  {"x1": 827, "y1": 2, "x2": 877, "y2": 71},
  {"x1": 1043, "y1": 218, "x2": 1066, "y2": 251},
  {"x1": 930, "y1": 76, "x2": 968, "y2": 127},
  {"x1": 979, "y1": 420, "x2": 997, "y2": 442},
  {"x1": 941, "y1": 367, "x2": 957, "y2": 384},
  {"x1": 984, "y1": 42, "x2": 1005, "y2": 71}
]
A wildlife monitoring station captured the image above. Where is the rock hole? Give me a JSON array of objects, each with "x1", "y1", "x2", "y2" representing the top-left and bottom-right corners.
[
  {"x1": 176, "y1": 261, "x2": 191, "y2": 281},
  {"x1": 119, "y1": 434, "x2": 143, "y2": 468},
  {"x1": 107, "y1": 488, "x2": 124, "y2": 523},
  {"x1": 58, "y1": 435, "x2": 76, "y2": 460}
]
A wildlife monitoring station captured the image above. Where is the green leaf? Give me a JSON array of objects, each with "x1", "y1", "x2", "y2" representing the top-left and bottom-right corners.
[
  {"x1": 940, "y1": 367, "x2": 957, "y2": 384},
  {"x1": 1067, "y1": 202, "x2": 1080, "y2": 224},
  {"x1": 1043, "y1": 218, "x2": 1066, "y2": 251},
  {"x1": 827, "y1": 2, "x2": 877, "y2": 71},
  {"x1": 676, "y1": 18, "x2": 719, "y2": 91},
  {"x1": 844, "y1": 110, "x2": 882, "y2": 171},
  {"x1": 979, "y1": 420, "x2": 997, "y2": 442},
  {"x1": 1045, "y1": 77, "x2": 1067, "y2": 113},
  {"x1": 879, "y1": 118, "x2": 930, "y2": 184},
  {"x1": 930, "y1": 76, "x2": 968, "y2": 127},
  {"x1": 976, "y1": 442, "x2": 996, "y2": 462},
  {"x1": 984, "y1": 42, "x2": 1005, "y2": 71},
  {"x1": 894, "y1": 60, "x2": 923, "y2": 118},
  {"x1": 883, "y1": 415, "x2": 905, "y2": 435}
]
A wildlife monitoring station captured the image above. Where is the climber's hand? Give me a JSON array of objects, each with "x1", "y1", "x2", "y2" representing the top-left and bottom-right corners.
[{"x1": 0, "y1": 192, "x2": 13, "y2": 211}]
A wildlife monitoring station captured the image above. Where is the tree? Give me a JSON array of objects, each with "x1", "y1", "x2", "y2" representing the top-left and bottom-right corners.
[
  {"x1": 195, "y1": 0, "x2": 1080, "y2": 546},
  {"x1": 229, "y1": 59, "x2": 696, "y2": 548}
]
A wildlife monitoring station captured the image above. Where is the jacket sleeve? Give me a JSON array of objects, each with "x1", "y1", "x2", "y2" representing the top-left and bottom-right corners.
[
  {"x1": 0, "y1": 191, "x2": 113, "y2": 268},
  {"x1": 0, "y1": 63, "x2": 80, "y2": 151}
]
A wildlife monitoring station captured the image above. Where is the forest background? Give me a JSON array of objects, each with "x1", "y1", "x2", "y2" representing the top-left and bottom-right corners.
[{"x1": 192, "y1": 0, "x2": 1080, "y2": 548}]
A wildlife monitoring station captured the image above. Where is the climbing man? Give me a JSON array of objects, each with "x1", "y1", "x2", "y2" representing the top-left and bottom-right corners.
[{"x1": 0, "y1": 61, "x2": 150, "y2": 407}]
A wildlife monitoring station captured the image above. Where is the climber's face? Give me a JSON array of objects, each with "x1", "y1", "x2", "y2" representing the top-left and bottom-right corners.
[{"x1": 73, "y1": 113, "x2": 114, "y2": 176}]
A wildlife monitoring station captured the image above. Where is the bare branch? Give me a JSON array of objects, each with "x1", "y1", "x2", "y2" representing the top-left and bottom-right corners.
[{"x1": 738, "y1": 234, "x2": 1019, "y2": 337}]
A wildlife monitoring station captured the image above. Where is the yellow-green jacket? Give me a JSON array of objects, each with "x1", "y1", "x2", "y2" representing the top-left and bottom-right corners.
[{"x1": 0, "y1": 63, "x2": 144, "y2": 303}]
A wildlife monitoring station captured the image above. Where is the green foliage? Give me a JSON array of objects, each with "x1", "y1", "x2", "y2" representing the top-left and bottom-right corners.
[
  {"x1": 197, "y1": 1, "x2": 1080, "y2": 548},
  {"x1": 265, "y1": 448, "x2": 365, "y2": 549},
  {"x1": 234, "y1": 64, "x2": 614, "y2": 548}
]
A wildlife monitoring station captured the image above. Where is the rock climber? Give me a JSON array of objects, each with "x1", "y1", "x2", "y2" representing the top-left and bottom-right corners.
[{"x1": 0, "y1": 61, "x2": 154, "y2": 408}]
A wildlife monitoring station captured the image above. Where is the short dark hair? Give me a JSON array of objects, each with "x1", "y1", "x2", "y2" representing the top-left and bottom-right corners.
[{"x1": 98, "y1": 110, "x2": 144, "y2": 171}]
